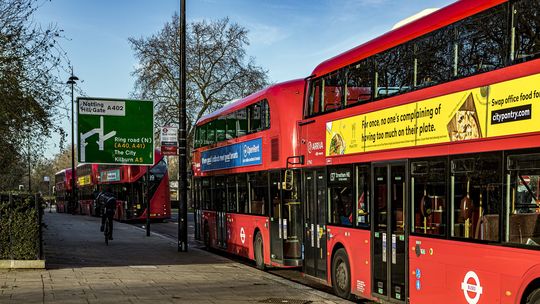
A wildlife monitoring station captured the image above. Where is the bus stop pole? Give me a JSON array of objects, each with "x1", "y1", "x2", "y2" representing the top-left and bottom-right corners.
[
  {"x1": 178, "y1": 0, "x2": 188, "y2": 252},
  {"x1": 146, "y1": 167, "x2": 150, "y2": 236}
]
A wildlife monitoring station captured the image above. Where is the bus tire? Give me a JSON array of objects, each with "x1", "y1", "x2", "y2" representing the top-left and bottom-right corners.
[
  {"x1": 203, "y1": 222, "x2": 210, "y2": 250},
  {"x1": 332, "y1": 248, "x2": 352, "y2": 300},
  {"x1": 525, "y1": 288, "x2": 540, "y2": 304},
  {"x1": 254, "y1": 232, "x2": 265, "y2": 270}
]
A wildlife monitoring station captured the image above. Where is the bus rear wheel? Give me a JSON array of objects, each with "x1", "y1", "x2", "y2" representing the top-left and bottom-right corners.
[
  {"x1": 525, "y1": 288, "x2": 540, "y2": 304},
  {"x1": 254, "y1": 232, "x2": 265, "y2": 270},
  {"x1": 332, "y1": 248, "x2": 352, "y2": 300}
]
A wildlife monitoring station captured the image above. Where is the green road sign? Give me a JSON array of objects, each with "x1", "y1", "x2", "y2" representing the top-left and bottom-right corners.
[{"x1": 77, "y1": 97, "x2": 154, "y2": 165}]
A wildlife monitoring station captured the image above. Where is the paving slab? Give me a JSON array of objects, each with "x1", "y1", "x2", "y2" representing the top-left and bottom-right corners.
[{"x1": 0, "y1": 212, "x2": 352, "y2": 303}]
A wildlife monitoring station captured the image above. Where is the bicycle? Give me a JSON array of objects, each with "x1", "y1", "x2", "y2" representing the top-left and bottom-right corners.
[{"x1": 104, "y1": 217, "x2": 111, "y2": 245}]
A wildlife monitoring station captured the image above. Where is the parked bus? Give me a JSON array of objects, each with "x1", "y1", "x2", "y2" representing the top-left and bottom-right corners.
[
  {"x1": 194, "y1": 0, "x2": 540, "y2": 302},
  {"x1": 76, "y1": 163, "x2": 99, "y2": 215},
  {"x1": 54, "y1": 168, "x2": 72, "y2": 213},
  {"x1": 96, "y1": 149, "x2": 171, "y2": 222},
  {"x1": 192, "y1": 80, "x2": 305, "y2": 268},
  {"x1": 298, "y1": 0, "x2": 540, "y2": 303}
]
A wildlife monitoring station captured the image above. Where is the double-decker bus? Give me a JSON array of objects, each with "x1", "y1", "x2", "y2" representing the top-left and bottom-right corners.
[
  {"x1": 298, "y1": 0, "x2": 540, "y2": 303},
  {"x1": 54, "y1": 168, "x2": 73, "y2": 213},
  {"x1": 96, "y1": 149, "x2": 171, "y2": 221},
  {"x1": 194, "y1": 0, "x2": 540, "y2": 302},
  {"x1": 192, "y1": 80, "x2": 305, "y2": 268},
  {"x1": 76, "y1": 163, "x2": 99, "y2": 215}
]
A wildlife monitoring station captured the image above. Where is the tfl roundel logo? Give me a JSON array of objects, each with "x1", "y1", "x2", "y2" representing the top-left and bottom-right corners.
[{"x1": 461, "y1": 271, "x2": 483, "y2": 304}]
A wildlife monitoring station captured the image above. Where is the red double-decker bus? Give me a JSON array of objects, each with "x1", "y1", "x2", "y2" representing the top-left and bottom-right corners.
[
  {"x1": 76, "y1": 163, "x2": 99, "y2": 215},
  {"x1": 97, "y1": 149, "x2": 171, "y2": 221},
  {"x1": 54, "y1": 168, "x2": 73, "y2": 213},
  {"x1": 194, "y1": 0, "x2": 540, "y2": 302},
  {"x1": 192, "y1": 80, "x2": 305, "y2": 268},
  {"x1": 298, "y1": 0, "x2": 540, "y2": 302}
]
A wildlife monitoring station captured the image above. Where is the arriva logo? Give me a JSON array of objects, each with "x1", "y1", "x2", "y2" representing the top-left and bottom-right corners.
[
  {"x1": 307, "y1": 141, "x2": 324, "y2": 154},
  {"x1": 461, "y1": 271, "x2": 483, "y2": 304}
]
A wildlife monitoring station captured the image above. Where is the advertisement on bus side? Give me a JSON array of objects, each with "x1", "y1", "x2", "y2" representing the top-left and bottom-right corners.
[{"x1": 326, "y1": 73, "x2": 540, "y2": 156}]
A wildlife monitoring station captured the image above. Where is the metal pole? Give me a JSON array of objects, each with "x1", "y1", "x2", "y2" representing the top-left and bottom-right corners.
[
  {"x1": 146, "y1": 167, "x2": 151, "y2": 236},
  {"x1": 178, "y1": 0, "x2": 188, "y2": 252}
]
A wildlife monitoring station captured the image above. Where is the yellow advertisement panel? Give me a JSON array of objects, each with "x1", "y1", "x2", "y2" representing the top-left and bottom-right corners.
[
  {"x1": 326, "y1": 73, "x2": 538, "y2": 157},
  {"x1": 487, "y1": 74, "x2": 540, "y2": 137},
  {"x1": 77, "y1": 175, "x2": 92, "y2": 186}
]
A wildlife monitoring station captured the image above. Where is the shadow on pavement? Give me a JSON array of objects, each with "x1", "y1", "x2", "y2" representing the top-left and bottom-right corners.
[{"x1": 43, "y1": 212, "x2": 232, "y2": 269}]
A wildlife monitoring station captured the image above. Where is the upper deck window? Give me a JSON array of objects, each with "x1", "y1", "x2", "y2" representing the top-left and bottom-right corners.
[
  {"x1": 513, "y1": 0, "x2": 540, "y2": 63},
  {"x1": 345, "y1": 60, "x2": 372, "y2": 106},
  {"x1": 237, "y1": 108, "x2": 248, "y2": 137},
  {"x1": 226, "y1": 113, "x2": 236, "y2": 139},
  {"x1": 305, "y1": 3, "x2": 511, "y2": 119},
  {"x1": 323, "y1": 71, "x2": 344, "y2": 112},
  {"x1": 307, "y1": 79, "x2": 323, "y2": 116},
  {"x1": 375, "y1": 43, "x2": 413, "y2": 99},
  {"x1": 195, "y1": 99, "x2": 271, "y2": 149}
]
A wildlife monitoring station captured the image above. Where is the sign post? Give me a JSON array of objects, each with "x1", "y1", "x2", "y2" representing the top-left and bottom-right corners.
[{"x1": 77, "y1": 97, "x2": 154, "y2": 235}]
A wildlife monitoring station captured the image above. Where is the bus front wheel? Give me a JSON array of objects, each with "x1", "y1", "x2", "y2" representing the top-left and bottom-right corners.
[
  {"x1": 254, "y1": 232, "x2": 265, "y2": 270},
  {"x1": 332, "y1": 248, "x2": 352, "y2": 300}
]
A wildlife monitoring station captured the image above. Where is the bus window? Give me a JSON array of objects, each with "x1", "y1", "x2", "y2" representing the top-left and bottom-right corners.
[
  {"x1": 307, "y1": 78, "x2": 323, "y2": 116},
  {"x1": 451, "y1": 152, "x2": 502, "y2": 241},
  {"x1": 226, "y1": 113, "x2": 236, "y2": 140},
  {"x1": 455, "y1": 3, "x2": 506, "y2": 77},
  {"x1": 261, "y1": 99, "x2": 270, "y2": 130},
  {"x1": 356, "y1": 165, "x2": 370, "y2": 228},
  {"x1": 328, "y1": 166, "x2": 353, "y2": 227},
  {"x1": 237, "y1": 174, "x2": 248, "y2": 213},
  {"x1": 513, "y1": 1, "x2": 540, "y2": 62},
  {"x1": 215, "y1": 116, "x2": 226, "y2": 142},
  {"x1": 248, "y1": 102, "x2": 262, "y2": 133},
  {"x1": 411, "y1": 158, "x2": 447, "y2": 236},
  {"x1": 505, "y1": 153, "x2": 540, "y2": 246},
  {"x1": 213, "y1": 177, "x2": 226, "y2": 211},
  {"x1": 376, "y1": 43, "x2": 413, "y2": 98},
  {"x1": 248, "y1": 171, "x2": 267, "y2": 215},
  {"x1": 236, "y1": 109, "x2": 248, "y2": 137},
  {"x1": 322, "y1": 71, "x2": 344, "y2": 112},
  {"x1": 227, "y1": 175, "x2": 237, "y2": 212},
  {"x1": 206, "y1": 121, "x2": 215, "y2": 145},
  {"x1": 413, "y1": 26, "x2": 453, "y2": 88},
  {"x1": 345, "y1": 60, "x2": 372, "y2": 107},
  {"x1": 202, "y1": 178, "x2": 211, "y2": 210}
]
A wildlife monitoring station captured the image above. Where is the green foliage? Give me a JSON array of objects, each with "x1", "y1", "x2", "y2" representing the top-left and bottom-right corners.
[{"x1": 0, "y1": 194, "x2": 40, "y2": 260}]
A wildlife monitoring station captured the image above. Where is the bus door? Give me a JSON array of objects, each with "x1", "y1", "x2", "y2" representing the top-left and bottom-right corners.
[
  {"x1": 372, "y1": 162, "x2": 407, "y2": 302},
  {"x1": 270, "y1": 171, "x2": 303, "y2": 266},
  {"x1": 303, "y1": 169, "x2": 327, "y2": 279},
  {"x1": 214, "y1": 177, "x2": 227, "y2": 249}
]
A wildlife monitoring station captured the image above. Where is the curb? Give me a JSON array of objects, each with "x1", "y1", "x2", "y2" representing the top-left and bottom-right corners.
[{"x1": 0, "y1": 259, "x2": 46, "y2": 269}]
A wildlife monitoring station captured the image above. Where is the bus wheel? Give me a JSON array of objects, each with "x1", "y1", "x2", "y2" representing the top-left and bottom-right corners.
[
  {"x1": 525, "y1": 288, "x2": 540, "y2": 304},
  {"x1": 254, "y1": 232, "x2": 265, "y2": 270},
  {"x1": 203, "y1": 222, "x2": 210, "y2": 250},
  {"x1": 332, "y1": 248, "x2": 352, "y2": 300}
]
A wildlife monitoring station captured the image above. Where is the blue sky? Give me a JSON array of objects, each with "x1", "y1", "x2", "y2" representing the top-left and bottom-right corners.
[{"x1": 35, "y1": 0, "x2": 455, "y2": 157}]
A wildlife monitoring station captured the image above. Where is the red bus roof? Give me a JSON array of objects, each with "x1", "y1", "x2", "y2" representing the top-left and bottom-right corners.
[
  {"x1": 197, "y1": 79, "x2": 304, "y2": 125},
  {"x1": 311, "y1": 0, "x2": 505, "y2": 78}
]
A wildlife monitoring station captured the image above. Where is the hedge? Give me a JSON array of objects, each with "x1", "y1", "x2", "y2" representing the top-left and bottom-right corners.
[{"x1": 0, "y1": 194, "x2": 42, "y2": 260}]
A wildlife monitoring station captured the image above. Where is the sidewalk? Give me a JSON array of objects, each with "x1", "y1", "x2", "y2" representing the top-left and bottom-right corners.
[{"x1": 0, "y1": 212, "x2": 352, "y2": 303}]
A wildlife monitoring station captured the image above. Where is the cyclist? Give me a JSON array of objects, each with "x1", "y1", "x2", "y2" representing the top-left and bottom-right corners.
[{"x1": 96, "y1": 188, "x2": 116, "y2": 240}]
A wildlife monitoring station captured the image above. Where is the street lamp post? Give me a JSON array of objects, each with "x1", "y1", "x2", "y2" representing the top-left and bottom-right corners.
[{"x1": 67, "y1": 72, "x2": 79, "y2": 215}]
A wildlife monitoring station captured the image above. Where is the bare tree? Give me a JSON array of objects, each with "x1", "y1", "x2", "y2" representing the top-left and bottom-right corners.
[
  {"x1": 0, "y1": 0, "x2": 68, "y2": 190},
  {"x1": 129, "y1": 16, "x2": 269, "y2": 152}
]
